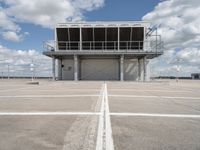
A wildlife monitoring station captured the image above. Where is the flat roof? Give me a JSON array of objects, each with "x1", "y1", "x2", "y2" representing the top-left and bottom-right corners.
[{"x1": 57, "y1": 21, "x2": 150, "y2": 28}]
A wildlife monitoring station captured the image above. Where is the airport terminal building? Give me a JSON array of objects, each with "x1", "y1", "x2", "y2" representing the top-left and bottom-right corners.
[{"x1": 43, "y1": 21, "x2": 163, "y2": 81}]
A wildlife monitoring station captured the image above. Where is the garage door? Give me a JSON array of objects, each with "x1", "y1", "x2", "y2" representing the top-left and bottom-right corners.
[{"x1": 80, "y1": 59, "x2": 119, "y2": 80}]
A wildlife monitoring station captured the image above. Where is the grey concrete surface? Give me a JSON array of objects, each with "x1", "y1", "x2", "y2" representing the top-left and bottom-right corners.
[
  {"x1": 109, "y1": 97, "x2": 200, "y2": 115},
  {"x1": 0, "y1": 97, "x2": 98, "y2": 112},
  {"x1": 0, "y1": 116, "x2": 98, "y2": 150},
  {"x1": 0, "y1": 79, "x2": 200, "y2": 150},
  {"x1": 111, "y1": 116, "x2": 200, "y2": 150}
]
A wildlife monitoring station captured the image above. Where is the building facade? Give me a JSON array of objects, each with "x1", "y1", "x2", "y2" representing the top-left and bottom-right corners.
[
  {"x1": 191, "y1": 73, "x2": 200, "y2": 80},
  {"x1": 43, "y1": 21, "x2": 163, "y2": 81}
]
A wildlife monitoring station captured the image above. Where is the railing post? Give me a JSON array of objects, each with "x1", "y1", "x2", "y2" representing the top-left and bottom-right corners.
[{"x1": 120, "y1": 55, "x2": 124, "y2": 81}]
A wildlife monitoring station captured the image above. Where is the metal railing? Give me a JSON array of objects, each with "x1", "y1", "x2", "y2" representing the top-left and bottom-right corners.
[{"x1": 44, "y1": 40, "x2": 163, "y2": 53}]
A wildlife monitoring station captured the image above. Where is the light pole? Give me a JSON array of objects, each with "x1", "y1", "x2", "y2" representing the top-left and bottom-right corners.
[
  {"x1": 176, "y1": 58, "x2": 180, "y2": 82},
  {"x1": 7, "y1": 64, "x2": 10, "y2": 79}
]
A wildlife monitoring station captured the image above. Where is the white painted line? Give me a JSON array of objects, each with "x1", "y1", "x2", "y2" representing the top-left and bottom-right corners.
[
  {"x1": 109, "y1": 89, "x2": 192, "y2": 93},
  {"x1": 162, "y1": 96, "x2": 200, "y2": 100},
  {"x1": 109, "y1": 95, "x2": 158, "y2": 98},
  {"x1": 0, "y1": 95, "x2": 99, "y2": 98},
  {"x1": 0, "y1": 112, "x2": 101, "y2": 116},
  {"x1": 104, "y1": 83, "x2": 114, "y2": 150},
  {"x1": 110, "y1": 113, "x2": 200, "y2": 118},
  {"x1": 96, "y1": 84, "x2": 104, "y2": 150},
  {"x1": 96, "y1": 83, "x2": 114, "y2": 150},
  {"x1": 18, "y1": 89, "x2": 100, "y2": 92},
  {"x1": 109, "y1": 95, "x2": 200, "y2": 100}
]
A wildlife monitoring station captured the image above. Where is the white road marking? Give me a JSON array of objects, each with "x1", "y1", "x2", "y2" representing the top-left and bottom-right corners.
[
  {"x1": 109, "y1": 95, "x2": 157, "y2": 98},
  {"x1": 109, "y1": 95, "x2": 200, "y2": 100},
  {"x1": 1, "y1": 112, "x2": 200, "y2": 118},
  {"x1": 0, "y1": 112, "x2": 101, "y2": 116},
  {"x1": 96, "y1": 83, "x2": 114, "y2": 150},
  {"x1": 17, "y1": 89, "x2": 100, "y2": 92},
  {"x1": 109, "y1": 89, "x2": 192, "y2": 93},
  {"x1": 0, "y1": 95, "x2": 99, "y2": 98},
  {"x1": 104, "y1": 83, "x2": 114, "y2": 150},
  {"x1": 162, "y1": 96, "x2": 200, "y2": 100},
  {"x1": 110, "y1": 113, "x2": 200, "y2": 118},
  {"x1": 96, "y1": 85, "x2": 104, "y2": 150}
]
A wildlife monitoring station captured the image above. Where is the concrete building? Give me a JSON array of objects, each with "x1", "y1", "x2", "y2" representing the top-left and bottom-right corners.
[
  {"x1": 43, "y1": 21, "x2": 163, "y2": 81},
  {"x1": 191, "y1": 73, "x2": 200, "y2": 80}
]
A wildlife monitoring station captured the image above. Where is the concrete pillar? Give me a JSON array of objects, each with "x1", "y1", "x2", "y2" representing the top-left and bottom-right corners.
[
  {"x1": 52, "y1": 57, "x2": 56, "y2": 81},
  {"x1": 57, "y1": 59, "x2": 62, "y2": 80},
  {"x1": 138, "y1": 58, "x2": 141, "y2": 81},
  {"x1": 120, "y1": 55, "x2": 124, "y2": 81},
  {"x1": 74, "y1": 55, "x2": 78, "y2": 81},
  {"x1": 80, "y1": 27, "x2": 82, "y2": 50},
  {"x1": 143, "y1": 56, "x2": 147, "y2": 81}
]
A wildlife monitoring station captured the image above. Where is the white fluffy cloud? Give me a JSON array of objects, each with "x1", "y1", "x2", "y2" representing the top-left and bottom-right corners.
[
  {"x1": 2, "y1": 31, "x2": 22, "y2": 42},
  {"x1": 0, "y1": 0, "x2": 105, "y2": 28},
  {"x1": 0, "y1": 45, "x2": 52, "y2": 77},
  {"x1": 0, "y1": 0, "x2": 105, "y2": 77},
  {"x1": 0, "y1": 0, "x2": 104, "y2": 42},
  {"x1": 143, "y1": 0, "x2": 200, "y2": 77}
]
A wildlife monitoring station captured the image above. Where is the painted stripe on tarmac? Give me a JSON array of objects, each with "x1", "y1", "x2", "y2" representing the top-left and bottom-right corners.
[
  {"x1": 110, "y1": 113, "x2": 200, "y2": 118},
  {"x1": 109, "y1": 89, "x2": 192, "y2": 93},
  {"x1": 0, "y1": 112, "x2": 101, "y2": 116},
  {"x1": 96, "y1": 84, "x2": 104, "y2": 150},
  {"x1": 0, "y1": 95, "x2": 99, "y2": 98},
  {"x1": 105, "y1": 83, "x2": 114, "y2": 150},
  {"x1": 109, "y1": 95, "x2": 200, "y2": 100},
  {"x1": 96, "y1": 83, "x2": 114, "y2": 150}
]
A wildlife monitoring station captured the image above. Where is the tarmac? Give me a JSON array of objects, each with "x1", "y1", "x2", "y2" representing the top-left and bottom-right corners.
[{"x1": 0, "y1": 79, "x2": 200, "y2": 150}]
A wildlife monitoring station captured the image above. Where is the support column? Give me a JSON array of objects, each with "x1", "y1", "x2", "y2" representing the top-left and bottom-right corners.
[
  {"x1": 57, "y1": 59, "x2": 62, "y2": 80},
  {"x1": 52, "y1": 57, "x2": 56, "y2": 81},
  {"x1": 120, "y1": 55, "x2": 124, "y2": 81},
  {"x1": 138, "y1": 58, "x2": 141, "y2": 81},
  {"x1": 80, "y1": 27, "x2": 82, "y2": 50},
  {"x1": 143, "y1": 56, "x2": 147, "y2": 81},
  {"x1": 74, "y1": 55, "x2": 78, "y2": 81}
]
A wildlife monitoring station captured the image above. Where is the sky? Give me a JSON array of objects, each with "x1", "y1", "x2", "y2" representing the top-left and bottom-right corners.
[{"x1": 0, "y1": 0, "x2": 200, "y2": 77}]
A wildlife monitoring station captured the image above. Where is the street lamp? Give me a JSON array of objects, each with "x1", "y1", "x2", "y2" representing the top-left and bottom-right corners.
[{"x1": 30, "y1": 61, "x2": 34, "y2": 81}]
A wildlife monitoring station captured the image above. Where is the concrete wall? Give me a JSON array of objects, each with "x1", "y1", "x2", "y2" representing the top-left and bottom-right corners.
[
  {"x1": 56, "y1": 57, "x2": 150, "y2": 81},
  {"x1": 80, "y1": 59, "x2": 119, "y2": 80},
  {"x1": 61, "y1": 59, "x2": 74, "y2": 80},
  {"x1": 146, "y1": 60, "x2": 150, "y2": 81},
  {"x1": 124, "y1": 59, "x2": 138, "y2": 81}
]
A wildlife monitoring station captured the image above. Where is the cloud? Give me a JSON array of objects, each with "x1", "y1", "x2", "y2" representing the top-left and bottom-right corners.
[
  {"x1": 2, "y1": 31, "x2": 22, "y2": 42},
  {"x1": 0, "y1": 0, "x2": 105, "y2": 42},
  {"x1": 0, "y1": 6, "x2": 20, "y2": 31},
  {"x1": 0, "y1": 0, "x2": 105, "y2": 29},
  {"x1": 0, "y1": 44, "x2": 52, "y2": 77},
  {"x1": 1, "y1": 31, "x2": 30, "y2": 42},
  {"x1": 143, "y1": 0, "x2": 200, "y2": 76}
]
